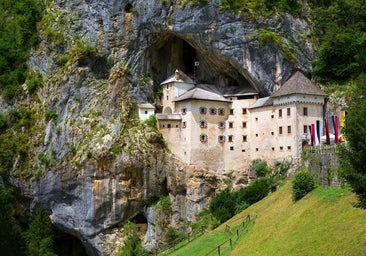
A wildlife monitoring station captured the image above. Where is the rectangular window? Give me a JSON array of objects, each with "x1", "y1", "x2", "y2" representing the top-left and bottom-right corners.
[
  {"x1": 199, "y1": 120, "x2": 208, "y2": 128},
  {"x1": 303, "y1": 107, "x2": 308, "y2": 116},
  {"x1": 287, "y1": 146, "x2": 291, "y2": 150},
  {"x1": 200, "y1": 134, "x2": 208, "y2": 143},
  {"x1": 218, "y1": 108, "x2": 225, "y2": 115},
  {"x1": 166, "y1": 85, "x2": 169, "y2": 89},
  {"x1": 288, "y1": 125, "x2": 291, "y2": 134},
  {"x1": 218, "y1": 122, "x2": 226, "y2": 129},
  {"x1": 228, "y1": 135, "x2": 233, "y2": 142},
  {"x1": 287, "y1": 108, "x2": 291, "y2": 116},
  {"x1": 182, "y1": 121, "x2": 186, "y2": 128},
  {"x1": 255, "y1": 133, "x2": 258, "y2": 137},
  {"x1": 199, "y1": 107, "x2": 207, "y2": 115},
  {"x1": 242, "y1": 122, "x2": 247, "y2": 128},
  {"x1": 271, "y1": 131, "x2": 274, "y2": 135},
  {"x1": 181, "y1": 108, "x2": 187, "y2": 115},
  {"x1": 303, "y1": 125, "x2": 308, "y2": 134},
  {"x1": 255, "y1": 117, "x2": 258, "y2": 121},
  {"x1": 256, "y1": 148, "x2": 259, "y2": 151},
  {"x1": 242, "y1": 135, "x2": 247, "y2": 142},
  {"x1": 167, "y1": 124, "x2": 171, "y2": 128},
  {"x1": 271, "y1": 114, "x2": 274, "y2": 118},
  {"x1": 144, "y1": 110, "x2": 148, "y2": 114},
  {"x1": 230, "y1": 109, "x2": 234, "y2": 115},
  {"x1": 242, "y1": 108, "x2": 247, "y2": 114},
  {"x1": 230, "y1": 146, "x2": 234, "y2": 151},
  {"x1": 209, "y1": 108, "x2": 217, "y2": 115},
  {"x1": 279, "y1": 109, "x2": 282, "y2": 118},
  {"x1": 228, "y1": 122, "x2": 233, "y2": 128},
  {"x1": 218, "y1": 135, "x2": 225, "y2": 143},
  {"x1": 279, "y1": 126, "x2": 283, "y2": 135},
  {"x1": 280, "y1": 146, "x2": 283, "y2": 151}
]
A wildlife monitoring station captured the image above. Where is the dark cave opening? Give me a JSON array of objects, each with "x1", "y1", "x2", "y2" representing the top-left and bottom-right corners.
[
  {"x1": 147, "y1": 33, "x2": 256, "y2": 97},
  {"x1": 125, "y1": 3, "x2": 133, "y2": 13},
  {"x1": 53, "y1": 229, "x2": 88, "y2": 256}
]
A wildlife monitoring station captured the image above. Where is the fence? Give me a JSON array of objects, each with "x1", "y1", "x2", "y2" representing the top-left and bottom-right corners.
[{"x1": 205, "y1": 214, "x2": 254, "y2": 256}]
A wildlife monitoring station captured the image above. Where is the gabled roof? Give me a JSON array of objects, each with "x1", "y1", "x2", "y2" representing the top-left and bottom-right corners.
[
  {"x1": 160, "y1": 69, "x2": 195, "y2": 85},
  {"x1": 271, "y1": 71, "x2": 326, "y2": 98},
  {"x1": 173, "y1": 87, "x2": 231, "y2": 103},
  {"x1": 156, "y1": 113, "x2": 182, "y2": 120},
  {"x1": 138, "y1": 103, "x2": 155, "y2": 109},
  {"x1": 249, "y1": 96, "x2": 273, "y2": 109}
]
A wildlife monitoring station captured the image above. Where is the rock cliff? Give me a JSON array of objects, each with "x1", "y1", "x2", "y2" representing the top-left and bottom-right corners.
[{"x1": 3, "y1": 0, "x2": 315, "y2": 254}]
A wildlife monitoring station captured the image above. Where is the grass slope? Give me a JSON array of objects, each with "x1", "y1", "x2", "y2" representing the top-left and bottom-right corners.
[{"x1": 165, "y1": 180, "x2": 366, "y2": 256}]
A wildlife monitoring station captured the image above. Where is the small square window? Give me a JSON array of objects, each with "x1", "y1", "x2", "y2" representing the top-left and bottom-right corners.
[
  {"x1": 182, "y1": 108, "x2": 187, "y2": 115},
  {"x1": 218, "y1": 108, "x2": 225, "y2": 115},
  {"x1": 271, "y1": 131, "x2": 274, "y2": 135},
  {"x1": 199, "y1": 107, "x2": 207, "y2": 115},
  {"x1": 303, "y1": 125, "x2": 308, "y2": 134},
  {"x1": 182, "y1": 121, "x2": 186, "y2": 128},
  {"x1": 166, "y1": 85, "x2": 169, "y2": 90},
  {"x1": 218, "y1": 122, "x2": 226, "y2": 129},
  {"x1": 200, "y1": 134, "x2": 208, "y2": 143},
  {"x1": 199, "y1": 120, "x2": 208, "y2": 128},
  {"x1": 242, "y1": 108, "x2": 247, "y2": 114},
  {"x1": 242, "y1": 149, "x2": 246, "y2": 152},
  {"x1": 144, "y1": 110, "x2": 148, "y2": 114},
  {"x1": 218, "y1": 135, "x2": 225, "y2": 143},
  {"x1": 280, "y1": 146, "x2": 283, "y2": 151},
  {"x1": 228, "y1": 122, "x2": 233, "y2": 128},
  {"x1": 255, "y1": 117, "x2": 258, "y2": 121},
  {"x1": 256, "y1": 148, "x2": 259, "y2": 151},
  {"x1": 209, "y1": 108, "x2": 217, "y2": 115},
  {"x1": 242, "y1": 122, "x2": 247, "y2": 128},
  {"x1": 272, "y1": 147, "x2": 275, "y2": 151},
  {"x1": 288, "y1": 146, "x2": 291, "y2": 150},
  {"x1": 230, "y1": 146, "x2": 234, "y2": 151},
  {"x1": 255, "y1": 133, "x2": 258, "y2": 137},
  {"x1": 167, "y1": 124, "x2": 171, "y2": 128},
  {"x1": 287, "y1": 108, "x2": 291, "y2": 116},
  {"x1": 271, "y1": 114, "x2": 274, "y2": 118},
  {"x1": 228, "y1": 135, "x2": 233, "y2": 142}
]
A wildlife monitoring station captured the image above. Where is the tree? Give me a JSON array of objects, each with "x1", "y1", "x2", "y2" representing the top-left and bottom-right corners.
[
  {"x1": 338, "y1": 74, "x2": 366, "y2": 208},
  {"x1": 118, "y1": 222, "x2": 149, "y2": 256},
  {"x1": 292, "y1": 171, "x2": 316, "y2": 201},
  {"x1": 24, "y1": 205, "x2": 56, "y2": 256}
]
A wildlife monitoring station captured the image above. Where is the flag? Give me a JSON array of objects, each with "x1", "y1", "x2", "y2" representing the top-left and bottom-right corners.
[
  {"x1": 325, "y1": 119, "x2": 330, "y2": 145},
  {"x1": 316, "y1": 120, "x2": 321, "y2": 145},
  {"x1": 311, "y1": 123, "x2": 316, "y2": 146},
  {"x1": 335, "y1": 115, "x2": 339, "y2": 144}
]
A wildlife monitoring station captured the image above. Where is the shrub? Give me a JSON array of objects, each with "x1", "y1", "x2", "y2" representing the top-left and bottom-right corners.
[
  {"x1": 237, "y1": 178, "x2": 272, "y2": 205},
  {"x1": 45, "y1": 109, "x2": 58, "y2": 122},
  {"x1": 165, "y1": 227, "x2": 185, "y2": 247},
  {"x1": 190, "y1": 208, "x2": 220, "y2": 231},
  {"x1": 292, "y1": 171, "x2": 316, "y2": 201},
  {"x1": 119, "y1": 222, "x2": 149, "y2": 256},
  {"x1": 209, "y1": 188, "x2": 236, "y2": 223},
  {"x1": 254, "y1": 160, "x2": 269, "y2": 177}
]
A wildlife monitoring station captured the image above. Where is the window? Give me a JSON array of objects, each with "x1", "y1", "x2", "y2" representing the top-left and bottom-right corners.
[
  {"x1": 255, "y1": 133, "x2": 258, "y2": 137},
  {"x1": 242, "y1": 135, "x2": 247, "y2": 142},
  {"x1": 271, "y1": 114, "x2": 274, "y2": 118},
  {"x1": 280, "y1": 146, "x2": 283, "y2": 151},
  {"x1": 279, "y1": 109, "x2": 282, "y2": 118},
  {"x1": 200, "y1": 134, "x2": 208, "y2": 143},
  {"x1": 218, "y1": 122, "x2": 226, "y2": 129},
  {"x1": 218, "y1": 135, "x2": 225, "y2": 143},
  {"x1": 255, "y1": 117, "x2": 258, "y2": 121},
  {"x1": 218, "y1": 108, "x2": 225, "y2": 115},
  {"x1": 303, "y1": 107, "x2": 308, "y2": 116},
  {"x1": 230, "y1": 146, "x2": 234, "y2": 151},
  {"x1": 271, "y1": 131, "x2": 274, "y2": 135},
  {"x1": 166, "y1": 84, "x2": 169, "y2": 89},
  {"x1": 242, "y1": 108, "x2": 247, "y2": 114},
  {"x1": 303, "y1": 125, "x2": 308, "y2": 134},
  {"x1": 242, "y1": 149, "x2": 246, "y2": 152},
  {"x1": 229, "y1": 109, "x2": 234, "y2": 115},
  {"x1": 144, "y1": 110, "x2": 148, "y2": 114},
  {"x1": 272, "y1": 147, "x2": 275, "y2": 151},
  {"x1": 256, "y1": 148, "x2": 259, "y2": 151},
  {"x1": 182, "y1": 121, "x2": 186, "y2": 128},
  {"x1": 167, "y1": 124, "x2": 171, "y2": 128},
  {"x1": 199, "y1": 120, "x2": 208, "y2": 128},
  {"x1": 181, "y1": 108, "x2": 187, "y2": 115},
  {"x1": 228, "y1": 135, "x2": 233, "y2": 142},
  {"x1": 287, "y1": 146, "x2": 291, "y2": 150},
  {"x1": 228, "y1": 122, "x2": 233, "y2": 128},
  {"x1": 242, "y1": 122, "x2": 247, "y2": 128},
  {"x1": 167, "y1": 95, "x2": 169, "y2": 100},
  {"x1": 287, "y1": 108, "x2": 291, "y2": 116},
  {"x1": 209, "y1": 108, "x2": 217, "y2": 115},
  {"x1": 279, "y1": 126, "x2": 283, "y2": 135},
  {"x1": 199, "y1": 107, "x2": 207, "y2": 115},
  {"x1": 287, "y1": 125, "x2": 291, "y2": 134}
]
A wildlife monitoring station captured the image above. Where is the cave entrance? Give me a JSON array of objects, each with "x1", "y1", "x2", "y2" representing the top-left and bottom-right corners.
[
  {"x1": 147, "y1": 33, "x2": 257, "y2": 98},
  {"x1": 53, "y1": 229, "x2": 88, "y2": 256},
  {"x1": 131, "y1": 213, "x2": 148, "y2": 235}
]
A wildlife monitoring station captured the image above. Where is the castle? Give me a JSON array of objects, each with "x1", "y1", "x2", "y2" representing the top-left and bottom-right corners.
[{"x1": 155, "y1": 70, "x2": 326, "y2": 172}]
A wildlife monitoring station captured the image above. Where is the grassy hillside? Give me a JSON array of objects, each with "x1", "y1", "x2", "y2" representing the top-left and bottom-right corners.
[{"x1": 165, "y1": 179, "x2": 366, "y2": 256}]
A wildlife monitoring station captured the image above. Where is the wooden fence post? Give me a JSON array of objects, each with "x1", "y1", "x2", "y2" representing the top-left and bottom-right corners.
[
  {"x1": 217, "y1": 245, "x2": 221, "y2": 256},
  {"x1": 230, "y1": 238, "x2": 233, "y2": 250}
]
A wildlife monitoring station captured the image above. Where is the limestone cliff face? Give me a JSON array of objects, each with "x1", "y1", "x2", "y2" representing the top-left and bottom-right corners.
[{"x1": 4, "y1": 0, "x2": 315, "y2": 255}]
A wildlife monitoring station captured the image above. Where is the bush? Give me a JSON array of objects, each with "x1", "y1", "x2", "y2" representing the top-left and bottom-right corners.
[
  {"x1": 209, "y1": 188, "x2": 236, "y2": 223},
  {"x1": 237, "y1": 178, "x2": 272, "y2": 205},
  {"x1": 119, "y1": 222, "x2": 149, "y2": 256},
  {"x1": 292, "y1": 171, "x2": 316, "y2": 201},
  {"x1": 165, "y1": 227, "x2": 185, "y2": 247},
  {"x1": 190, "y1": 208, "x2": 220, "y2": 231},
  {"x1": 254, "y1": 160, "x2": 269, "y2": 177}
]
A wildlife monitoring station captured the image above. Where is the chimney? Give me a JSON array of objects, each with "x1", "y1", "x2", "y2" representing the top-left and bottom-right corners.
[{"x1": 174, "y1": 69, "x2": 180, "y2": 80}]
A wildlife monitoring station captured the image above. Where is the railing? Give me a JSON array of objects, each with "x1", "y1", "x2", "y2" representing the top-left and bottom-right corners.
[{"x1": 205, "y1": 214, "x2": 254, "y2": 256}]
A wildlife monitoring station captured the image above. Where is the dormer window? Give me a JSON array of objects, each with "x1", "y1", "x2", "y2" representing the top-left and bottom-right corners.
[
  {"x1": 218, "y1": 108, "x2": 225, "y2": 115},
  {"x1": 181, "y1": 108, "x2": 187, "y2": 115},
  {"x1": 199, "y1": 120, "x2": 208, "y2": 128},
  {"x1": 199, "y1": 107, "x2": 207, "y2": 115},
  {"x1": 209, "y1": 108, "x2": 217, "y2": 115},
  {"x1": 218, "y1": 122, "x2": 226, "y2": 129}
]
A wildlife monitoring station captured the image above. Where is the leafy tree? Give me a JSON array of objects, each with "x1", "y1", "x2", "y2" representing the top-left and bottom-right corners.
[
  {"x1": 119, "y1": 222, "x2": 149, "y2": 256},
  {"x1": 0, "y1": 187, "x2": 26, "y2": 255},
  {"x1": 24, "y1": 205, "x2": 56, "y2": 256},
  {"x1": 165, "y1": 227, "x2": 185, "y2": 247},
  {"x1": 209, "y1": 188, "x2": 236, "y2": 223},
  {"x1": 237, "y1": 178, "x2": 272, "y2": 205},
  {"x1": 292, "y1": 171, "x2": 316, "y2": 201},
  {"x1": 338, "y1": 74, "x2": 366, "y2": 208}
]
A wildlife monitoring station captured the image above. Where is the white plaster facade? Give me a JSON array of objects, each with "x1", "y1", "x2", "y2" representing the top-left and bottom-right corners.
[
  {"x1": 156, "y1": 70, "x2": 326, "y2": 171},
  {"x1": 138, "y1": 103, "x2": 155, "y2": 121}
]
